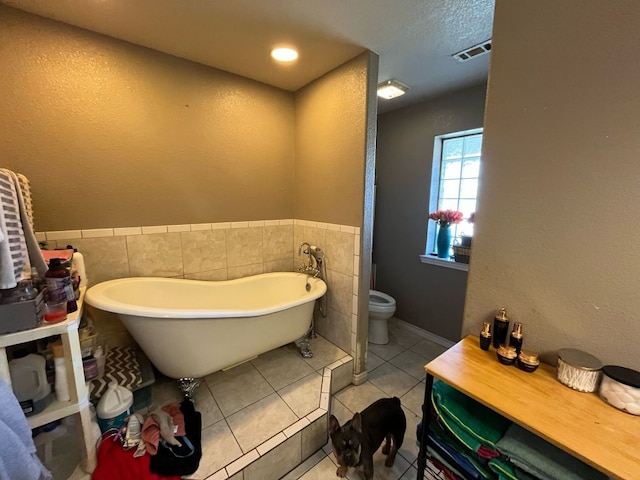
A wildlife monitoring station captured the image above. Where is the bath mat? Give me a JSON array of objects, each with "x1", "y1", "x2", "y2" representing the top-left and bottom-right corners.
[{"x1": 90, "y1": 346, "x2": 142, "y2": 403}]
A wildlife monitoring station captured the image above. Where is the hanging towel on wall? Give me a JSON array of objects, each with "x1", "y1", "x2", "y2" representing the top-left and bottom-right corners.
[{"x1": 0, "y1": 169, "x2": 46, "y2": 288}]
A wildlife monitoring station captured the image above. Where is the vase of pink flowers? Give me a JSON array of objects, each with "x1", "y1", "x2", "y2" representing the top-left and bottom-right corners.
[{"x1": 429, "y1": 209, "x2": 463, "y2": 258}]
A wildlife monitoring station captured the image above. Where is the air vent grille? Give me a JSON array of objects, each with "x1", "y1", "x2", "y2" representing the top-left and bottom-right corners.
[{"x1": 452, "y1": 39, "x2": 492, "y2": 62}]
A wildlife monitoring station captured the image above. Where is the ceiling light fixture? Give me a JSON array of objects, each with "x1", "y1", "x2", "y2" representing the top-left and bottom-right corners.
[
  {"x1": 271, "y1": 47, "x2": 298, "y2": 62},
  {"x1": 377, "y1": 80, "x2": 409, "y2": 100}
]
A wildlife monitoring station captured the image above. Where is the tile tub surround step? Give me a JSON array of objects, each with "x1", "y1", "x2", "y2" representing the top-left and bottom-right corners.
[{"x1": 180, "y1": 351, "x2": 353, "y2": 480}]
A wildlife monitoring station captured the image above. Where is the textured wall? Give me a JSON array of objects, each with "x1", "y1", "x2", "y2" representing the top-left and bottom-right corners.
[
  {"x1": 294, "y1": 54, "x2": 370, "y2": 227},
  {"x1": 0, "y1": 5, "x2": 294, "y2": 231},
  {"x1": 464, "y1": 0, "x2": 640, "y2": 370},
  {"x1": 375, "y1": 84, "x2": 487, "y2": 341},
  {"x1": 0, "y1": 6, "x2": 375, "y2": 372}
]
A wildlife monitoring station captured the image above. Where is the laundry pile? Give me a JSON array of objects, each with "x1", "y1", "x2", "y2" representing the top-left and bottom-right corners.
[
  {"x1": 423, "y1": 380, "x2": 608, "y2": 480},
  {"x1": 92, "y1": 399, "x2": 202, "y2": 480}
]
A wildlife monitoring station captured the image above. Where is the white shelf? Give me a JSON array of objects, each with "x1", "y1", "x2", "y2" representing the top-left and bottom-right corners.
[
  {"x1": 0, "y1": 289, "x2": 84, "y2": 348},
  {"x1": 0, "y1": 287, "x2": 96, "y2": 473}
]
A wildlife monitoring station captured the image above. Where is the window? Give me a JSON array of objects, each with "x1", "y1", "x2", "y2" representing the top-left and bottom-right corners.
[{"x1": 426, "y1": 129, "x2": 482, "y2": 256}]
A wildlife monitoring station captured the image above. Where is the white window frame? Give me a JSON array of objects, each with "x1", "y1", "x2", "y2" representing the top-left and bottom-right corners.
[{"x1": 421, "y1": 128, "x2": 482, "y2": 269}]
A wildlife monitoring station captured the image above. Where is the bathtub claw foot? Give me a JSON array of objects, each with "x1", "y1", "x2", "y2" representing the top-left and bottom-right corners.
[
  {"x1": 177, "y1": 377, "x2": 202, "y2": 400},
  {"x1": 298, "y1": 339, "x2": 314, "y2": 358}
]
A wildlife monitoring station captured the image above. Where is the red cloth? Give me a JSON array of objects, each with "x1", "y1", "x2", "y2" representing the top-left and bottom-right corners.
[{"x1": 92, "y1": 436, "x2": 181, "y2": 480}]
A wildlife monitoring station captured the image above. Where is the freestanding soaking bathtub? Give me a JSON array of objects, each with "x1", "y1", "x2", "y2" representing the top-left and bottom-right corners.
[{"x1": 85, "y1": 272, "x2": 326, "y2": 394}]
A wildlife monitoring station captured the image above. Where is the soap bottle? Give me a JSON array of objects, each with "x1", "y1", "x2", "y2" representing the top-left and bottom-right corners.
[
  {"x1": 492, "y1": 307, "x2": 510, "y2": 348},
  {"x1": 510, "y1": 322, "x2": 524, "y2": 354},
  {"x1": 46, "y1": 258, "x2": 77, "y2": 313}
]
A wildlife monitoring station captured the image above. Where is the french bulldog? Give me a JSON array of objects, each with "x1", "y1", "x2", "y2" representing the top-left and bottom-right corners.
[{"x1": 329, "y1": 397, "x2": 406, "y2": 480}]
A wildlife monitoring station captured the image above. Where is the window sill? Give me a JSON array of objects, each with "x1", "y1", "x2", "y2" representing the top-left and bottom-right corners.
[{"x1": 419, "y1": 254, "x2": 469, "y2": 272}]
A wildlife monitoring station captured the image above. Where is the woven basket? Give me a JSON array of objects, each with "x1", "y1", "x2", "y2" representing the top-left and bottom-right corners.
[{"x1": 452, "y1": 245, "x2": 471, "y2": 264}]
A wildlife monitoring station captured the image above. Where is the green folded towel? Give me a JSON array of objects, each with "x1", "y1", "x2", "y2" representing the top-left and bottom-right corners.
[
  {"x1": 487, "y1": 456, "x2": 517, "y2": 480},
  {"x1": 497, "y1": 423, "x2": 609, "y2": 480},
  {"x1": 432, "y1": 381, "x2": 511, "y2": 452}
]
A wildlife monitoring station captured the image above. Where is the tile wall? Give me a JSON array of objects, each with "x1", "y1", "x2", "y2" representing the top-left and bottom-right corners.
[{"x1": 37, "y1": 219, "x2": 361, "y2": 366}]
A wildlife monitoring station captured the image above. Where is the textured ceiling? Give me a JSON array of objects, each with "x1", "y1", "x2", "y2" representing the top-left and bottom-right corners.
[{"x1": 1, "y1": 0, "x2": 495, "y2": 113}]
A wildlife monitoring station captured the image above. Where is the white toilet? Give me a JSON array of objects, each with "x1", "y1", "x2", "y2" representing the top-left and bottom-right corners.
[{"x1": 368, "y1": 290, "x2": 396, "y2": 345}]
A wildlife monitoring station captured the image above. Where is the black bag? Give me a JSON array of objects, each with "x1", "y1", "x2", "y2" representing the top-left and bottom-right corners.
[{"x1": 149, "y1": 399, "x2": 202, "y2": 476}]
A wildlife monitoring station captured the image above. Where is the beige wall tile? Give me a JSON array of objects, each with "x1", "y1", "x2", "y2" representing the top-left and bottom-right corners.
[
  {"x1": 185, "y1": 269, "x2": 228, "y2": 281},
  {"x1": 301, "y1": 415, "x2": 328, "y2": 461},
  {"x1": 53, "y1": 236, "x2": 130, "y2": 286},
  {"x1": 325, "y1": 269, "x2": 352, "y2": 316},
  {"x1": 324, "y1": 230, "x2": 354, "y2": 276},
  {"x1": 227, "y1": 227, "x2": 263, "y2": 267},
  {"x1": 264, "y1": 258, "x2": 294, "y2": 273},
  {"x1": 263, "y1": 225, "x2": 294, "y2": 262},
  {"x1": 182, "y1": 229, "x2": 227, "y2": 274},
  {"x1": 126, "y1": 232, "x2": 183, "y2": 277},
  {"x1": 228, "y1": 263, "x2": 264, "y2": 280},
  {"x1": 330, "y1": 360, "x2": 353, "y2": 394},
  {"x1": 302, "y1": 226, "x2": 326, "y2": 251},
  {"x1": 315, "y1": 308, "x2": 351, "y2": 354}
]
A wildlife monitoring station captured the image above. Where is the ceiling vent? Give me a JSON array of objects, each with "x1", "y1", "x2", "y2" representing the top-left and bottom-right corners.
[{"x1": 452, "y1": 39, "x2": 492, "y2": 63}]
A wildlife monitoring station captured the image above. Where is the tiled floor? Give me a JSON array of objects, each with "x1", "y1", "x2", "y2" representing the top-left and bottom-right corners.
[
  {"x1": 283, "y1": 320, "x2": 451, "y2": 480},
  {"x1": 149, "y1": 334, "x2": 353, "y2": 480},
  {"x1": 41, "y1": 319, "x2": 453, "y2": 480},
  {"x1": 147, "y1": 318, "x2": 451, "y2": 480}
]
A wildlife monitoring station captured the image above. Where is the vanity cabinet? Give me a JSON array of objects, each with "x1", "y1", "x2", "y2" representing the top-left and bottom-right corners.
[
  {"x1": 417, "y1": 335, "x2": 639, "y2": 480},
  {"x1": 0, "y1": 288, "x2": 96, "y2": 473}
]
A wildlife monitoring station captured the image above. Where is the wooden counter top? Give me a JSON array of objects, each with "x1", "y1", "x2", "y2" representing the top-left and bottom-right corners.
[{"x1": 424, "y1": 335, "x2": 640, "y2": 480}]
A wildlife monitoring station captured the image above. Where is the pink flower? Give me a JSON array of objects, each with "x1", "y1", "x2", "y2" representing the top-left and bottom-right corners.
[{"x1": 428, "y1": 209, "x2": 464, "y2": 225}]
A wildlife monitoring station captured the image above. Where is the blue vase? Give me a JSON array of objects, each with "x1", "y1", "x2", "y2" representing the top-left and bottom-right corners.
[{"x1": 437, "y1": 224, "x2": 451, "y2": 258}]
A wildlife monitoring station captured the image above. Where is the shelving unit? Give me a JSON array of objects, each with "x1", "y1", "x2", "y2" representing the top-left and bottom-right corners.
[
  {"x1": 0, "y1": 287, "x2": 96, "y2": 473},
  {"x1": 417, "y1": 335, "x2": 640, "y2": 480}
]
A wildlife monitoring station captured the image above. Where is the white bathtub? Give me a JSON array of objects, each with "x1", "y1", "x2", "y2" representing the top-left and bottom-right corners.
[{"x1": 85, "y1": 272, "x2": 327, "y2": 379}]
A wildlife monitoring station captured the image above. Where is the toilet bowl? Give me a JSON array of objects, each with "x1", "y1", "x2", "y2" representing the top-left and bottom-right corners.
[{"x1": 368, "y1": 290, "x2": 396, "y2": 345}]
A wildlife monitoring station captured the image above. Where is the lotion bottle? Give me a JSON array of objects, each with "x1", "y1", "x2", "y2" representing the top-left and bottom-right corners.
[
  {"x1": 510, "y1": 322, "x2": 524, "y2": 354},
  {"x1": 492, "y1": 307, "x2": 510, "y2": 349},
  {"x1": 479, "y1": 321, "x2": 492, "y2": 350}
]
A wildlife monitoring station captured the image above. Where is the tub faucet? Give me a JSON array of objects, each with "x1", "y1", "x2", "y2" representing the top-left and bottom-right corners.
[{"x1": 298, "y1": 242, "x2": 319, "y2": 276}]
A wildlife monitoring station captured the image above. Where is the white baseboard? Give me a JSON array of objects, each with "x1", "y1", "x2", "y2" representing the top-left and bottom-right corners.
[{"x1": 395, "y1": 319, "x2": 455, "y2": 349}]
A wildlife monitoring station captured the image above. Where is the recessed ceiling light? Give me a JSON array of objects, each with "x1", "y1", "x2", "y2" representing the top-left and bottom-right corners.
[
  {"x1": 271, "y1": 47, "x2": 298, "y2": 62},
  {"x1": 377, "y1": 80, "x2": 409, "y2": 100}
]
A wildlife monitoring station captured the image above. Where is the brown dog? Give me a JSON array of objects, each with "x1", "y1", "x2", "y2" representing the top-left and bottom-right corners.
[{"x1": 329, "y1": 397, "x2": 406, "y2": 480}]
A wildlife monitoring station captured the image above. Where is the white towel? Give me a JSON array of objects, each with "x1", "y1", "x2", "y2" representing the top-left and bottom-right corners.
[{"x1": 0, "y1": 169, "x2": 28, "y2": 288}]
